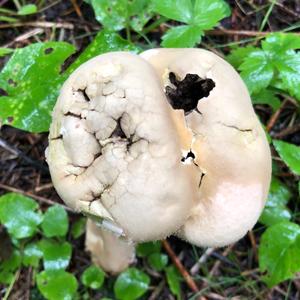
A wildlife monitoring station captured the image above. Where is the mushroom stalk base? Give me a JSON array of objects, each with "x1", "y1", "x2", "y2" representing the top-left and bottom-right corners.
[{"x1": 85, "y1": 219, "x2": 135, "y2": 274}]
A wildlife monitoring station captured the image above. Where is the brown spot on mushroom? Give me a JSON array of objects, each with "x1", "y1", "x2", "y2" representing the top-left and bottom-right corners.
[{"x1": 165, "y1": 72, "x2": 215, "y2": 115}]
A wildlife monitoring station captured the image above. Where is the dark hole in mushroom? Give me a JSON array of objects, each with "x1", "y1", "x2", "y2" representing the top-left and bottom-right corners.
[
  {"x1": 111, "y1": 117, "x2": 126, "y2": 139},
  {"x1": 44, "y1": 48, "x2": 54, "y2": 55},
  {"x1": 78, "y1": 88, "x2": 91, "y2": 102},
  {"x1": 7, "y1": 78, "x2": 17, "y2": 87},
  {"x1": 181, "y1": 150, "x2": 196, "y2": 162},
  {"x1": 0, "y1": 88, "x2": 8, "y2": 96},
  {"x1": 165, "y1": 72, "x2": 215, "y2": 115}
]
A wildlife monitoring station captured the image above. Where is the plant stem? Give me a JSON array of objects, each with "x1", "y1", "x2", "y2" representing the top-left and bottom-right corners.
[
  {"x1": 12, "y1": 0, "x2": 21, "y2": 10},
  {"x1": 3, "y1": 269, "x2": 20, "y2": 300},
  {"x1": 143, "y1": 16, "x2": 168, "y2": 34}
]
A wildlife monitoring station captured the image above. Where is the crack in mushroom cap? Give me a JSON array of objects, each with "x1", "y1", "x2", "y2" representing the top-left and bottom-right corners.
[
  {"x1": 46, "y1": 52, "x2": 197, "y2": 242},
  {"x1": 141, "y1": 48, "x2": 272, "y2": 247}
]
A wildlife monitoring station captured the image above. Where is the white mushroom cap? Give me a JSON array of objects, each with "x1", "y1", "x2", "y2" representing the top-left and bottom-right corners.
[
  {"x1": 85, "y1": 219, "x2": 135, "y2": 274},
  {"x1": 46, "y1": 52, "x2": 196, "y2": 242},
  {"x1": 47, "y1": 49, "x2": 271, "y2": 248},
  {"x1": 141, "y1": 48, "x2": 272, "y2": 247}
]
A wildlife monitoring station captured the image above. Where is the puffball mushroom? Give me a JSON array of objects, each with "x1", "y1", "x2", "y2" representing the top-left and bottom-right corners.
[{"x1": 46, "y1": 49, "x2": 271, "y2": 272}]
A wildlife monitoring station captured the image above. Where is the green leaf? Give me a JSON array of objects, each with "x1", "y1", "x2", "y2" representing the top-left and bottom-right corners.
[
  {"x1": 0, "y1": 249, "x2": 21, "y2": 284},
  {"x1": 114, "y1": 268, "x2": 150, "y2": 300},
  {"x1": 89, "y1": 0, "x2": 153, "y2": 32},
  {"x1": 136, "y1": 241, "x2": 161, "y2": 257},
  {"x1": 41, "y1": 205, "x2": 68, "y2": 238},
  {"x1": 81, "y1": 265, "x2": 105, "y2": 289},
  {"x1": 66, "y1": 30, "x2": 139, "y2": 75},
  {"x1": 18, "y1": 4, "x2": 37, "y2": 15},
  {"x1": 239, "y1": 50, "x2": 274, "y2": 94},
  {"x1": 152, "y1": 0, "x2": 193, "y2": 23},
  {"x1": 39, "y1": 239, "x2": 72, "y2": 270},
  {"x1": 0, "y1": 47, "x2": 13, "y2": 57},
  {"x1": 192, "y1": 0, "x2": 231, "y2": 29},
  {"x1": 148, "y1": 253, "x2": 168, "y2": 271},
  {"x1": 259, "y1": 221, "x2": 300, "y2": 287},
  {"x1": 0, "y1": 31, "x2": 137, "y2": 133},
  {"x1": 275, "y1": 52, "x2": 300, "y2": 100},
  {"x1": 252, "y1": 89, "x2": 281, "y2": 112},
  {"x1": 71, "y1": 217, "x2": 86, "y2": 239},
  {"x1": 0, "y1": 42, "x2": 75, "y2": 132},
  {"x1": 165, "y1": 266, "x2": 181, "y2": 299},
  {"x1": 37, "y1": 270, "x2": 78, "y2": 300},
  {"x1": 262, "y1": 33, "x2": 300, "y2": 54},
  {"x1": 227, "y1": 46, "x2": 258, "y2": 69},
  {"x1": 260, "y1": 177, "x2": 291, "y2": 226},
  {"x1": 23, "y1": 242, "x2": 43, "y2": 267},
  {"x1": 273, "y1": 140, "x2": 300, "y2": 175},
  {"x1": 0, "y1": 193, "x2": 42, "y2": 239},
  {"x1": 161, "y1": 25, "x2": 203, "y2": 48}
]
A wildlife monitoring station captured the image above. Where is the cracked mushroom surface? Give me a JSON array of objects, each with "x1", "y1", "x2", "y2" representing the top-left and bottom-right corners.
[
  {"x1": 141, "y1": 48, "x2": 271, "y2": 246},
  {"x1": 46, "y1": 52, "x2": 197, "y2": 242},
  {"x1": 47, "y1": 49, "x2": 271, "y2": 249}
]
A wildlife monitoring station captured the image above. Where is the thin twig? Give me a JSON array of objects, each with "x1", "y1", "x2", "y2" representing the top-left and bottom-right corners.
[
  {"x1": 0, "y1": 183, "x2": 73, "y2": 212},
  {"x1": 0, "y1": 21, "x2": 74, "y2": 30},
  {"x1": 207, "y1": 28, "x2": 300, "y2": 37},
  {"x1": 0, "y1": 137, "x2": 48, "y2": 172},
  {"x1": 149, "y1": 279, "x2": 165, "y2": 300},
  {"x1": 162, "y1": 240, "x2": 203, "y2": 295},
  {"x1": 248, "y1": 230, "x2": 258, "y2": 262},
  {"x1": 190, "y1": 248, "x2": 215, "y2": 275},
  {"x1": 266, "y1": 99, "x2": 288, "y2": 132},
  {"x1": 272, "y1": 123, "x2": 300, "y2": 139}
]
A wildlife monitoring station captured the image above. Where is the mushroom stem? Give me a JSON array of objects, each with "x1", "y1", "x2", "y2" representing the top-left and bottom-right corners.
[{"x1": 85, "y1": 219, "x2": 135, "y2": 274}]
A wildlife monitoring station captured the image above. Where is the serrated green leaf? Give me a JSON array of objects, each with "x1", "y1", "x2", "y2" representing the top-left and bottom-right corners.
[
  {"x1": 152, "y1": 0, "x2": 193, "y2": 23},
  {"x1": 37, "y1": 270, "x2": 78, "y2": 300},
  {"x1": 136, "y1": 241, "x2": 161, "y2": 257},
  {"x1": 0, "y1": 31, "x2": 137, "y2": 133},
  {"x1": 89, "y1": 0, "x2": 153, "y2": 32},
  {"x1": 252, "y1": 89, "x2": 281, "y2": 112},
  {"x1": 227, "y1": 46, "x2": 259, "y2": 69},
  {"x1": 71, "y1": 217, "x2": 86, "y2": 239},
  {"x1": 0, "y1": 47, "x2": 13, "y2": 57},
  {"x1": 0, "y1": 42, "x2": 75, "y2": 132},
  {"x1": 239, "y1": 50, "x2": 274, "y2": 94},
  {"x1": 39, "y1": 239, "x2": 72, "y2": 271},
  {"x1": 260, "y1": 177, "x2": 291, "y2": 226},
  {"x1": 192, "y1": 0, "x2": 231, "y2": 29},
  {"x1": 275, "y1": 52, "x2": 300, "y2": 100},
  {"x1": 162, "y1": 25, "x2": 203, "y2": 48},
  {"x1": 23, "y1": 242, "x2": 43, "y2": 267},
  {"x1": 18, "y1": 4, "x2": 37, "y2": 15},
  {"x1": 0, "y1": 193, "x2": 42, "y2": 239},
  {"x1": 273, "y1": 140, "x2": 300, "y2": 175},
  {"x1": 81, "y1": 265, "x2": 105, "y2": 289},
  {"x1": 165, "y1": 265, "x2": 181, "y2": 300},
  {"x1": 148, "y1": 253, "x2": 168, "y2": 271},
  {"x1": 262, "y1": 33, "x2": 300, "y2": 54},
  {"x1": 41, "y1": 205, "x2": 68, "y2": 238},
  {"x1": 259, "y1": 221, "x2": 300, "y2": 287},
  {"x1": 114, "y1": 268, "x2": 150, "y2": 300}
]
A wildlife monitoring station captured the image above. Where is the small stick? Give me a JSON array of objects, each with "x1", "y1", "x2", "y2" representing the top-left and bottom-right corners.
[
  {"x1": 162, "y1": 240, "x2": 202, "y2": 295},
  {"x1": 207, "y1": 28, "x2": 300, "y2": 37},
  {"x1": 0, "y1": 183, "x2": 73, "y2": 212},
  {"x1": 273, "y1": 123, "x2": 300, "y2": 139},
  {"x1": 148, "y1": 279, "x2": 165, "y2": 300},
  {"x1": 209, "y1": 244, "x2": 234, "y2": 276},
  {"x1": 190, "y1": 247, "x2": 215, "y2": 275},
  {"x1": 266, "y1": 99, "x2": 288, "y2": 132},
  {"x1": 0, "y1": 21, "x2": 74, "y2": 30},
  {"x1": 248, "y1": 230, "x2": 258, "y2": 262}
]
